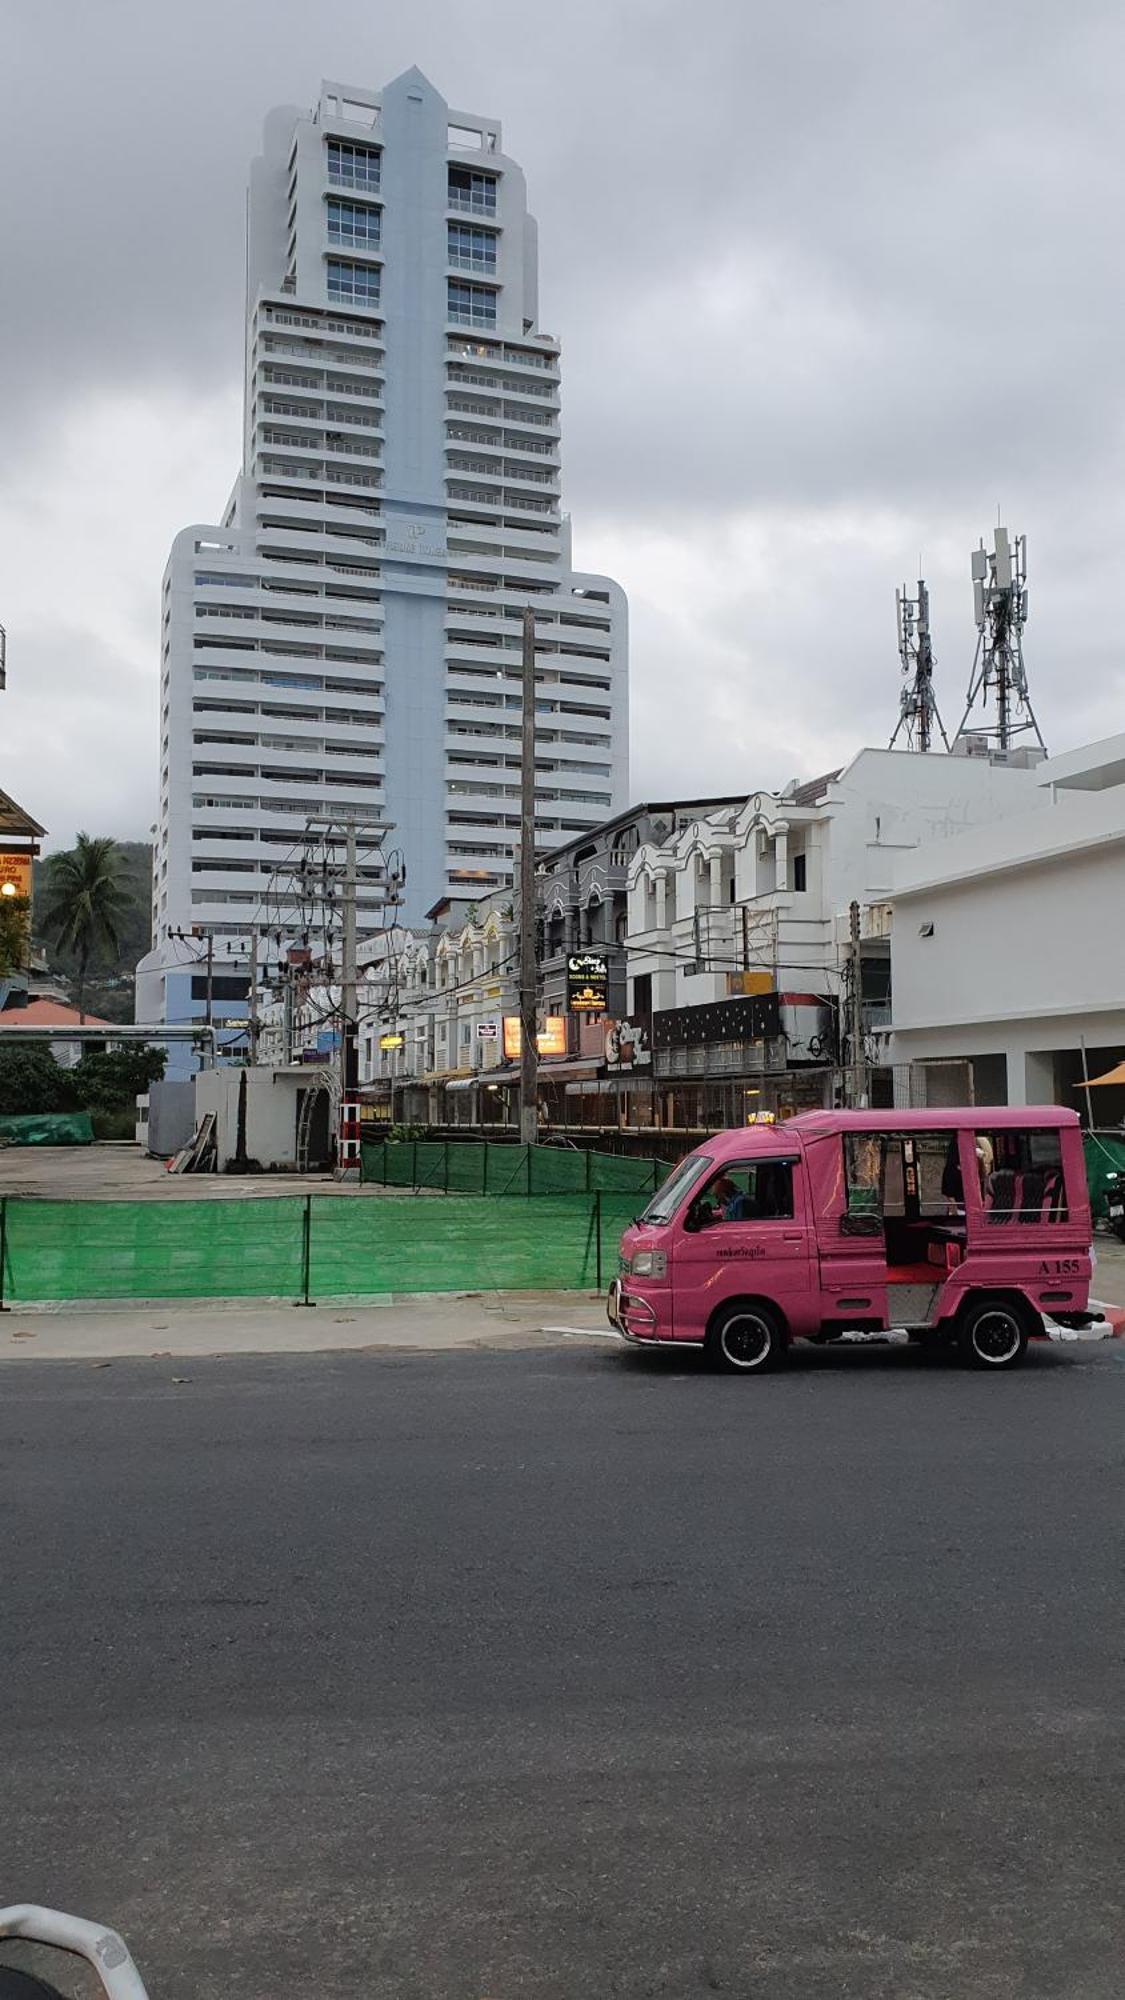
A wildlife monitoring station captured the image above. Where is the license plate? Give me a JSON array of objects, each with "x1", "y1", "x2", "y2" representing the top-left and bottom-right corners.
[{"x1": 1109, "y1": 1202, "x2": 1123, "y2": 1219}]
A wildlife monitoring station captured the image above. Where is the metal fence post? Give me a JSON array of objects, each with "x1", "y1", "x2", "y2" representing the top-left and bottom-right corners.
[
  {"x1": 295, "y1": 1193, "x2": 315, "y2": 1308},
  {"x1": 595, "y1": 1189, "x2": 603, "y2": 1291},
  {"x1": 482, "y1": 1141, "x2": 489, "y2": 1195},
  {"x1": 444, "y1": 1139, "x2": 450, "y2": 1192},
  {"x1": 0, "y1": 1197, "x2": 8, "y2": 1313},
  {"x1": 585, "y1": 1148, "x2": 592, "y2": 1192},
  {"x1": 412, "y1": 1138, "x2": 418, "y2": 1190}
]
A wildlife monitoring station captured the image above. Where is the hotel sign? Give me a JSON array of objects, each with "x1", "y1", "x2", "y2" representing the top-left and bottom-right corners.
[{"x1": 566, "y1": 952, "x2": 608, "y2": 1013}]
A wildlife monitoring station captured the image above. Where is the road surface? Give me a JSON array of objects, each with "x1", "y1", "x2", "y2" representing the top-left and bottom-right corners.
[{"x1": 2, "y1": 1336, "x2": 1123, "y2": 1997}]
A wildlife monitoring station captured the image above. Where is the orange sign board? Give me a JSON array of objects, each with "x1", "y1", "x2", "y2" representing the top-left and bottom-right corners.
[
  {"x1": 727, "y1": 970, "x2": 774, "y2": 997},
  {"x1": 0, "y1": 853, "x2": 32, "y2": 901},
  {"x1": 502, "y1": 1015, "x2": 567, "y2": 1060}
]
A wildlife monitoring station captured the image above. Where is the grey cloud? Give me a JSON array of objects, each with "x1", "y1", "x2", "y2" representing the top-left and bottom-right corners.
[{"x1": 2, "y1": 0, "x2": 1124, "y2": 842}]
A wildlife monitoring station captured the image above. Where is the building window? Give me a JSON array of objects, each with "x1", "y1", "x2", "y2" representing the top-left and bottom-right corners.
[
  {"x1": 327, "y1": 198, "x2": 381, "y2": 248},
  {"x1": 448, "y1": 279, "x2": 497, "y2": 328},
  {"x1": 792, "y1": 852, "x2": 807, "y2": 892},
  {"x1": 327, "y1": 258, "x2": 381, "y2": 307},
  {"x1": 448, "y1": 164, "x2": 497, "y2": 214},
  {"x1": 448, "y1": 221, "x2": 497, "y2": 273},
  {"x1": 327, "y1": 140, "x2": 381, "y2": 190}
]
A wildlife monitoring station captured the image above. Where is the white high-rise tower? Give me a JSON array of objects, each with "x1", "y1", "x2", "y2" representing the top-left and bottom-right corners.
[{"x1": 137, "y1": 69, "x2": 628, "y2": 1041}]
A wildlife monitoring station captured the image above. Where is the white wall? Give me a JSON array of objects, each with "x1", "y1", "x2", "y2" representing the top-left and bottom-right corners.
[
  {"x1": 194, "y1": 1066, "x2": 306, "y2": 1167},
  {"x1": 890, "y1": 783, "x2": 1125, "y2": 1102}
]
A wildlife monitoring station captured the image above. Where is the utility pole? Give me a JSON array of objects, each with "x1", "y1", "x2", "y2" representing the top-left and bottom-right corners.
[
  {"x1": 204, "y1": 931, "x2": 214, "y2": 1034},
  {"x1": 337, "y1": 815, "x2": 360, "y2": 1178},
  {"x1": 848, "y1": 899, "x2": 866, "y2": 1108},
  {"x1": 282, "y1": 957, "x2": 294, "y2": 1066},
  {"x1": 518, "y1": 605, "x2": 539, "y2": 1146},
  {"x1": 170, "y1": 924, "x2": 218, "y2": 1066},
  {"x1": 341, "y1": 817, "x2": 358, "y2": 1096},
  {"x1": 247, "y1": 927, "x2": 259, "y2": 1065}
]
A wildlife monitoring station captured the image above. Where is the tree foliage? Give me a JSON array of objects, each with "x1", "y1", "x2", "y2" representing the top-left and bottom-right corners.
[
  {"x1": 0, "y1": 1046, "x2": 80, "y2": 1115},
  {"x1": 38, "y1": 835, "x2": 129, "y2": 1021},
  {"x1": 0, "y1": 895, "x2": 31, "y2": 979},
  {"x1": 33, "y1": 840, "x2": 152, "y2": 1024},
  {"x1": 0, "y1": 1041, "x2": 167, "y2": 1116},
  {"x1": 71, "y1": 1046, "x2": 166, "y2": 1109}
]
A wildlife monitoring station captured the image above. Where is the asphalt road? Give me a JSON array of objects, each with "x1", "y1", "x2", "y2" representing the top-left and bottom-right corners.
[{"x1": 2, "y1": 1337, "x2": 1124, "y2": 1999}]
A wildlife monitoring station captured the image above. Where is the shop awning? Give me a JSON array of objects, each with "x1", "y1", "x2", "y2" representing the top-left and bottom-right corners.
[
  {"x1": 1080, "y1": 1062, "x2": 1125, "y2": 1088},
  {"x1": 537, "y1": 1060, "x2": 602, "y2": 1082}
]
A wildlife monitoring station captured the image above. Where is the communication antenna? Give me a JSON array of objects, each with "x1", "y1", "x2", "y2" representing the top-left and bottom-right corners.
[
  {"x1": 954, "y1": 525, "x2": 1046, "y2": 755},
  {"x1": 890, "y1": 575, "x2": 948, "y2": 752}
]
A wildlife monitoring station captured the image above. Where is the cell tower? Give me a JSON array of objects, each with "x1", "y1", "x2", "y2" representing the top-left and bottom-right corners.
[
  {"x1": 890, "y1": 576, "x2": 948, "y2": 752},
  {"x1": 954, "y1": 524, "x2": 1046, "y2": 755}
]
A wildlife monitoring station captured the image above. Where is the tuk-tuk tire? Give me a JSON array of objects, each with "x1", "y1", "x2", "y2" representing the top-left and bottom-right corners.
[
  {"x1": 0, "y1": 1973, "x2": 70, "y2": 1998},
  {"x1": 957, "y1": 1292, "x2": 1034, "y2": 1370},
  {"x1": 706, "y1": 1299, "x2": 785, "y2": 1374}
]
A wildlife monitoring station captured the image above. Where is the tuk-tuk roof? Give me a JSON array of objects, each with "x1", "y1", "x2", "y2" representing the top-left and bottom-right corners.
[
  {"x1": 786, "y1": 1106, "x2": 1079, "y2": 1136},
  {"x1": 700, "y1": 1106, "x2": 1079, "y2": 1158}
]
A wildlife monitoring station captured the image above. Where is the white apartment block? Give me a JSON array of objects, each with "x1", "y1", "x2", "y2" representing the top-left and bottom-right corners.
[{"x1": 137, "y1": 68, "x2": 627, "y2": 1045}]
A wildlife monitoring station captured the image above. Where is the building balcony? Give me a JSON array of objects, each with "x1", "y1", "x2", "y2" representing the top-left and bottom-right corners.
[{"x1": 447, "y1": 193, "x2": 498, "y2": 217}]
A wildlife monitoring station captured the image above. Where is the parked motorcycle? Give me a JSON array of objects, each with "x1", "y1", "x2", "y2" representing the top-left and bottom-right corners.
[
  {"x1": 0, "y1": 1907, "x2": 148, "y2": 1998},
  {"x1": 1102, "y1": 1168, "x2": 1125, "y2": 1241}
]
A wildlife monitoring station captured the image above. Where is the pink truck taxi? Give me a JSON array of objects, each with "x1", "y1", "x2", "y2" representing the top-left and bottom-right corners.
[{"x1": 607, "y1": 1107, "x2": 1097, "y2": 1372}]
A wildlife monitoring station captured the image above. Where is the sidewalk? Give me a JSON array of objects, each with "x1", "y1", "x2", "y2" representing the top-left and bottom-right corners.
[{"x1": 0, "y1": 1291, "x2": 611, "y2": 1363}]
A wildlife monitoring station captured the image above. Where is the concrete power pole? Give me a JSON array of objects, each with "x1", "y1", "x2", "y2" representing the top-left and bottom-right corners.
[
  {"x1": 247, "y1": 927, "x2": 259, "y2": 1065},
  {"x1": 518, "y1": 606, "x2": 539, "y2": 1146},
  {"x1": 338, "y1": 816, "x2": 360, "y2": 1178},
  {"x1": 849, "y1": 899, "x2": 866, "y2": 1108}
]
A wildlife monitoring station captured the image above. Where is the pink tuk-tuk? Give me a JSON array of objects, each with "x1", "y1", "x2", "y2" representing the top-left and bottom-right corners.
[{"x1": 607, "y1": 1107, "x2": 1097, "y2": 1372}]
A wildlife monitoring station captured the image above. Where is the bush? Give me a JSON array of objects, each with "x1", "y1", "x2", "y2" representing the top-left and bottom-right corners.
[
  {"x1": 72, "y1": 1045, "x2": 167, "y2": 1111},
  {"x1": 90, "y1": 1105, "x2": 138, "y2": 1141},
  {"x1": 0, "y1": 1045, "x2": 81, "y2": 1115}
]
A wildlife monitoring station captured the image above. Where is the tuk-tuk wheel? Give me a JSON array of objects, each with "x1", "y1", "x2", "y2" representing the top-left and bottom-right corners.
[
  {"x1": 959, "y1": 1296, "x2": 1031, "y2": 1371},
  {"x1": 707, "y1": 1301, "x2": 784, "y2": 1374}
]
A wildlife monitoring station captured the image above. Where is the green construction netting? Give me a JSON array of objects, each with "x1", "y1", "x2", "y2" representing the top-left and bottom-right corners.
[
  {"x1": 0, "y1": 1192, "x2": 641, "y2": 1303},
  {"x1": 0, "y1": 1113, "x2": 94, "y2": 1146},
  {"x1": 1083, "y1": 1132, "x2": 1125, "y2": 1220},
  {"x1": 309, "y1": 1194, "x2": 636, "y2": 1296},
  {"x1": 361, "y1": 1139, "x2": 667, "y2": 1197},
  {"x1": 2, "y1": 1197, "x2": 305, "y2": 1302}
]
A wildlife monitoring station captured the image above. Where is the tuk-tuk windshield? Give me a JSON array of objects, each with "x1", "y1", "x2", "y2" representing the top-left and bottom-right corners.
[{"x1": 639, "y1": 1154, "x2": 713, "y2": 1226}]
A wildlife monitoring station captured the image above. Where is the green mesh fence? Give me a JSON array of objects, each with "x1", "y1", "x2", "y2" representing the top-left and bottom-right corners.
[
  {"x1": 309, "y1": 1195, "x2": 626, "y2": 1296},
  {"x1": 0, "y1": 1197, "x2": 306, "y2": 1302},
  {"x1": 361, "y1": 1139, "x2": 667, "y2": 1198},
  {"x1": 0, "y1": 1190, "x2": 642, "y2": 1304}
]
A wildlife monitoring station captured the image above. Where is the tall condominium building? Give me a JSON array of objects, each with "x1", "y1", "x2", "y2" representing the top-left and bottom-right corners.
[{"x1": 136, "y1": 67, "x2": 628, "y2": 1037}]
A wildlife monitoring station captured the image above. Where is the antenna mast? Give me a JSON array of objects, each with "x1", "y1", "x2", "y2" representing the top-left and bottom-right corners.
[
  {"x1": 890, "y1": 575, "x2": 948, "y2": 752},
  {"x1": 954, "y1": 525, "x2": 1046, "y2": 755}
]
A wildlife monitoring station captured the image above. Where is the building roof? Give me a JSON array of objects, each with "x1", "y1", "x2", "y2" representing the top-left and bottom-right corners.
[
  {"x1": 537, "y1": 797, "x2": 750, "y2": 870},
  {"x1": 0, "y1": 999, "x2": 114, "y2": 1031},
  {"x1": 0, "y1": 787, "x2": 47, "y2": 842}
]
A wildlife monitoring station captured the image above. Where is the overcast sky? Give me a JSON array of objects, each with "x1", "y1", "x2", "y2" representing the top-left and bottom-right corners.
[{"x1": 2, "y1": 0, "x2": 1124, "y2": 850}]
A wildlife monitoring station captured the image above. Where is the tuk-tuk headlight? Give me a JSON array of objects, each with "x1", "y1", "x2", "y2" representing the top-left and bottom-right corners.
[{"x1": 629, "y1": 1250, "x2": 666, "y2": 1279}]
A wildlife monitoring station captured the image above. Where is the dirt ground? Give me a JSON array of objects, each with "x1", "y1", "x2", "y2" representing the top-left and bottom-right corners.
[{"x1": 0, "y1": 1143, "x2": 417, "y2": 1201}]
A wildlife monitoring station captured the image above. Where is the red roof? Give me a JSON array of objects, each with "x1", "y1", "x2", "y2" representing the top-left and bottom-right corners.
[{"x1": 0, "y1": 999, "x2": 115, "y2": 1030}]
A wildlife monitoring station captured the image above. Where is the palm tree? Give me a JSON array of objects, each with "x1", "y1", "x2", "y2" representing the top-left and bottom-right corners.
[{"x1": 40, "y1": 835, "x2": 127, "y2": 1023}]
